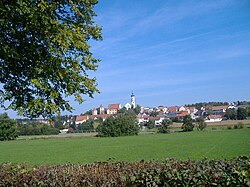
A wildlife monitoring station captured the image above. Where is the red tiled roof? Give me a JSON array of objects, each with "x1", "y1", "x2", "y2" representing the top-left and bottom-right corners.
[
  {"x1": 149, "y1": 116, "x2": 160, "y2": 121},
  {"x1": 76, "y1": 115, "x2": 88, "y2": 121},
  {"x1": 108, "y1": 104, "x2": 120, "y2": 110},
  {"x1": 168, "y1": 106, "x2": 177, "y2": 113},
  {"x1": 176, "y1": 111, "x2": 189, "y2": 117},
  {"x1": 209, "y1": 115, "x2": 222, "y2": 119},
  {"x1": 211, "y1": 106, "x2": 228, "y2": 111},
  {"x1": 137, "y1": 114, "x2": 150, "y2": 119}
]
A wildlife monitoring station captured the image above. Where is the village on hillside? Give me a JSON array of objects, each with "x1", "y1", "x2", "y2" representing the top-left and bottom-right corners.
[
  {"x1": 71, "y1": 93, "x2": 250, "y2": 129},
  {"x1": 15, "y1": 93, "x2": 250, "y2": 134}
]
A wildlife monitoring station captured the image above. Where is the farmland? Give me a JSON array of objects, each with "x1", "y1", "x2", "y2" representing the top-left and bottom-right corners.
[{"x1": 0, "y1": 128, "x2": 249, "y2": 165}]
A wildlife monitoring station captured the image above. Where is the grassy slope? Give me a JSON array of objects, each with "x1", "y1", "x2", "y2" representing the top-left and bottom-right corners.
[{"x1": 0, "y1": 129, "x2": 249, "y2": 164}]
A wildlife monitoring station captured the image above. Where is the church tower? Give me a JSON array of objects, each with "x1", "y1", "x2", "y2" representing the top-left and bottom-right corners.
[{"x1": 131, "y1": 92, "x2": 136, "y2": 109}]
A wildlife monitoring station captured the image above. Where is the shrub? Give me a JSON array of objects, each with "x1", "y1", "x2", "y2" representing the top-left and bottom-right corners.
[
  {"x1": 158, "y1": 119, "x2": 172, "y2": 133},
  {"x1": 181, "y1": 115, "x2": 194, "y2": 132},
  {"x1": 233, "y1": 123, "x2": 244, "y2": 129},
  {"x1": 144, "y1": 120, "x2": 155, "y2": 129},
  {"x1": 196, "y1": 117, "x2": 207, "y2": 131},
  {"x1": 0, "y1": 157, "x2": 249, "y2": 186}
]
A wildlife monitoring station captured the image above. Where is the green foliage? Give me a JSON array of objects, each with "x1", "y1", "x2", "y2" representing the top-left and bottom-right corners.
[
  {"x1": 233, "y1": 123, "x2": 244, "y2": 129},
  {"x1": 225, "y1": 109, "x2": 237, "y2": 120},
  {"x1": 77, "y1": 120, "x2": 94, "y2": 132},
  {"x1": 237, "y1": 108, "x2": 248, "y2": 120},
  {"x1": 0, "y1": 156, "x2": 249, "y2": 186},
  {"x1": 181, "y1": 115, "x2": 194, "y2": 132},
  {"x1": 17, "y1": 124, "x2": 59, "y2": 136},
  {"x1": 97, "y1": 114, "x2": 139, "y2": 137},
  {"x1": 149, "y1": 111, "x2": 159, "y2": 117},
  {"x1": 186, "y1": 102, "x2": 229, "y2": 110},
  {"x1": 0, "y1": 0, "x2": 102, "y2": 118},
  {"x1": 196, "y1": 117, "x2": 207, "y2": 131},
  {"x1": 134, "y1": 105, "x2": 142, "y2": 115},
  {"x1": 0, "y1": 113, "x2": 18, "y2": 141},
  {"x1": 144, "y1": 120, "x2": 155, "y2": 129},
  {"x1": 83, "y1": 110, "x2": 93, "y2": 115},
  {"x1": 158, "y1": 119, "x2": 172, "y2": 133},
  {"x1": 171, "y1": 117, "x2": 181, "y2": 123},
  {"x1": 53, "y1": 115, "x2": 68, "y2": 130}
]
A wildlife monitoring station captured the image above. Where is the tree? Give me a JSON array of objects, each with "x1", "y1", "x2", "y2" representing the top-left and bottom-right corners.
[
  {"x1": 150, "y1": 111, "x2": 159, "y2": 117},
  {"x1": 158, "y1": 119, "x2": 172, "y2": 133},
  {"x1": 181, "y1": 115, "x2": 194, "y2": 132},
  {"x1": 134, "y1": 105, "x2": 142, "y2": 115},
  {"x1": 225, "y1": 109, "x2": 237, "y2": 120},
  {"x1": 0, "y1": 113, "x2": 18, "y2": 141},
  {"x1": 195, "y1": 117, "x2": 207, "y2": 131},
  {"x1": 97, "y1": 114, "x2": 139, "y2": 137},
  {"x1": 0, "y1": 0, "x2": 102, "y2": 118},
  {"x1": 144, "y1": 120, "x2": 155, "y2": 129},
  {"x1": 78, "y1": 120, "x2": 94, "y2": 132},
  {"x1": 237, "y1": 108, "x2": 247, "y2": 120}
]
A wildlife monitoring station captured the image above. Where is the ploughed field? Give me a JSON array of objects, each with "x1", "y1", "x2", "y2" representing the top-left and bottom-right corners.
[{"x1": 0, "y1": 129, "x2": 249, "y2": 164}]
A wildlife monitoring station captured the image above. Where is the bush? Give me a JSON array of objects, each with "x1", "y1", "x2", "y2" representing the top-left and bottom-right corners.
[
  {"x1": 0, "y1": 113, "x2": 18, "y2": 141},
  {"x1": 144, "y1": 120, "x2": 155, "y2": 129},
  {"x1": 97, "y1": 114, "x2": 139, "y2": 137},
  {"x1": 181, "y1": 115, "x2": 194, "y2": 132},
  {"x1": 0, "y1": 157, "x2": 249, "y2": 186},
  {"x1": 233, "y1": 123, "x2": 244, "y2": 129},
  {"x1": 158, "y1": 119, "x2": 172, "y2": 133},
  {"x1": 196, "y1": 117, "x2": 207, "y2": 131}
]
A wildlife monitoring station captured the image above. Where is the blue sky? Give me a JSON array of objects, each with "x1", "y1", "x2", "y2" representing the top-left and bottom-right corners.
[{"x1": 2, "y1": 0, "x2": 250, "y2": 118}]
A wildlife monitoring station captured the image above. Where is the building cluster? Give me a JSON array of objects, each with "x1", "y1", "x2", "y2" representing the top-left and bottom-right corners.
[
  {"x1": 75, "y1": 93, "x2": 136, "y2": 125},
  {"x1": 74, "y1": 93, "x2": 243, "y2": 126}
]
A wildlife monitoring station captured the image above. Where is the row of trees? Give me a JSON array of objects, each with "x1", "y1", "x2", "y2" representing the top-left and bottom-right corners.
[
  {"x1": 17, "y1": 124, "x2": 59, "y2": 136},
  {"x1": 225, "y1": 108, "x2": 250, "y2": 120}
]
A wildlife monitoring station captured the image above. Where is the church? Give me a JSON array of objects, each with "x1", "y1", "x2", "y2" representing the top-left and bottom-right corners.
[{"x1": 124, "y1": 92, "x2": 136, "y2": 110}]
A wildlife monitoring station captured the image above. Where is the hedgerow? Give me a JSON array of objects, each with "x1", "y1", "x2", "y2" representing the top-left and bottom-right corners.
[{"x1": 0, "y1": 156, "x2": 249, "y2": 186}]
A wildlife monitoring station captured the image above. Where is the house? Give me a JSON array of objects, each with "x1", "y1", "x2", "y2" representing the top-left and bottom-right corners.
[
  {"x1": 211, "y1": 106, "x2": 228, "y2": 114},
  {"x1": 176, "y1": 111, "x2": 189, "y2": 117},
  {"x1": 178, "y1": 106, "x2": 187, "y2": 112},
  {"x1": 186, "y1": 106, "x2": 198, "y2": 114},
  {"x1": 205, "y1": 115, "x2": 222, "y2": 122},
  {"x1": 107, "y1": 104, "x2": 121, "y2": 115},
  {"x1": 168, "y1": 106, "x2": 178, "y2": 113},
  {"x1": 75, "y1": 115, "x2": 89, "y2": 125},
  {"x1": 137, "y1": 114, "x2": 150, "y2": 124},
  {"x1": 151, "y1": 116, "x2": 165, "y2": 126}
]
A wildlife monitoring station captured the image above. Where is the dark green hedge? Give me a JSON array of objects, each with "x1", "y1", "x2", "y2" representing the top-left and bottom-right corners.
[{"x1": 0, "y1": 157, "x2": 249, "y2": 186}]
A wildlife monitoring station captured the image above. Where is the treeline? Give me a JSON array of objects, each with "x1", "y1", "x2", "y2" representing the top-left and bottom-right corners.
[
  {"x1": 186, "y1": 101, "x2": 229, "y2": 109},
  {"x1": 0, "y1": 157, "x2": 249, "y2": 186},
  {"x1": 186, "y1": 101, "x2": 250, "y2": 110},
  {"x1": 16, "y1": 124, "x2": 59, "y2": 136}
]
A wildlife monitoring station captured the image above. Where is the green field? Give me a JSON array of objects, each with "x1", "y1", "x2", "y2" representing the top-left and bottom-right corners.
[{"x1": 0, "y1": 129, "x2": 250, "y2": 164}]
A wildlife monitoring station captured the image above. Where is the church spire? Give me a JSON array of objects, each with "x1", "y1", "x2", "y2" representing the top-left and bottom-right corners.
[{"x1": 131, "y1": 91, "x2": 135, "y2": 109}]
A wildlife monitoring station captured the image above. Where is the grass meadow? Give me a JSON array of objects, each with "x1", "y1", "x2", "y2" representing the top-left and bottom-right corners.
[{"x1": 0, "y1": 128, "x2": 249, "y2": 165}]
